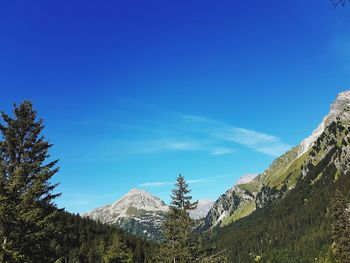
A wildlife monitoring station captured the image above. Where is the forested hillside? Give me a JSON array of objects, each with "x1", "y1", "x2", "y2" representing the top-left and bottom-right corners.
[
  {"x1": 209, "y1": 121, "x2": 350, "y2": 262},
  {"x1": 54, "y1": 211, "x2": 155, "y2": 262}
]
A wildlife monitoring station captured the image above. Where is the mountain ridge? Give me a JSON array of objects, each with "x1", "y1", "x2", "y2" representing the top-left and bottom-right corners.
[{"x1": 200, "y1": 90, "x2": 350, "y2": 231}]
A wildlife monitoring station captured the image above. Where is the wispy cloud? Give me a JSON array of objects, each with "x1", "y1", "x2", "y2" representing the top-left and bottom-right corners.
[
  {"x1": 139, "y1": 181, "x2": 174, "y2": 187},
  {"x1": 139, "y1": 178, "x2": 214, "y2": 188},
  {"x1": 124, "y1": 139, "x2": 203, "y2": 155},
  {"x1": 211, "y1": 147, "x2": 236, "y2": 156},
  {"x1": 224, "y1": 127, "x2": 290, "y2": 156},
  {"x1": 179, "y1": 113, "x2": 291, "y2": 157},
  {"x1": 110, "y1": 112, "x2": 291, "y2": 158}
]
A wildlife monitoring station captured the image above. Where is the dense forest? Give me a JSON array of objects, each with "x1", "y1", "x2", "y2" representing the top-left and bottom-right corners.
[{"x1": 54, "y1": 211, "x2": 155, "y2": 262}]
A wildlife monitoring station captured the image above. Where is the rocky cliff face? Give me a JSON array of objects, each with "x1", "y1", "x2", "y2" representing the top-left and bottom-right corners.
[
  {"x1": 189, "y1": 199, "x2": 214, "y2": 220},
  {"x1": 299, "y1": 90, "x2": 350, "y2": 156},
  {"x1": 200, "y1": 90, "x2": 350, "y2": 231}
]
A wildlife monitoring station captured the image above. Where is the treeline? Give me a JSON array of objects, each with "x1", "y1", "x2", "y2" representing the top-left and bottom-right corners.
[
  {"x1": 153, "y1": 175, "x2": 229, "y2": 263},
  {"x1": 54, "y1": 211, "x2": 155, "y2": 262}
]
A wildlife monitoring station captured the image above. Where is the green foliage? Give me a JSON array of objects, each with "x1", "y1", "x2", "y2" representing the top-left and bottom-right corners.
[
  {"x1": 103, "y1": 233, "x2": 133, "y2": 263},
  {"x1": 156, "y1": 175, "x2": 230, "y2": 262},
  {"x1": 156, "y1": 174, "x2": 199, "y2": 263},
  {"x1": 210, "y1": 148, "x2": 350, "y2": 262},
  {"x1": 54, "y1": 211, "x2": 155, "y2": 262},
  {"x1": 330, "y1": 190, "x2": 350, "y2": 262},
  {"x1": 317, "y1": 246, "x2": 338, "y2": 263},
  {"x1": 0, "y1": 101, "x2": 153, "y2": 263},
  {"x1": 171, "y1": 175, "x2": 198, "y2": 211},
  {"x1": 0, "y1": 101, "x2": 60, "y2": 262},
  {"x1": 221, "y1": 200, "x2": 256, "y2": 226}
]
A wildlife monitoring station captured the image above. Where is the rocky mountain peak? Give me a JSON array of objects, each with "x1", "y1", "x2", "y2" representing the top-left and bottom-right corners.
[
  {"x1": 201, "y1": 90, "x2": 350, "y2": 232},
  {"x1": 84, "y1": 189, "x2": 169, "y2": 240},
  {"x1": 111, "y1": 188, "x2": 168, "y2": 213},
  {"x1": 328, "y1": 90, "x2": 350, "y2": 123},
  {"x1": 299, "y1": 90, "x2": 350, "y2": 156}
]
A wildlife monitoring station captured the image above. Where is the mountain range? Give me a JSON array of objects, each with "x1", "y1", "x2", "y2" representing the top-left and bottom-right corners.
[
  {"x1": 83, "y1": 188, "x2": 214, "y2": 239},
  {"x1": 199, "y1": 90, "x2": 350, "y2": 232},
  {"x1": 84, "y1": 90, "x2": 350, "y2": 258}
]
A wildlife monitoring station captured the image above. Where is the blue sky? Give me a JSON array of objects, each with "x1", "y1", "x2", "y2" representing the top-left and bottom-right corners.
[{"x1": 0, "y1": 0, "x2": 349, "y2": 213}]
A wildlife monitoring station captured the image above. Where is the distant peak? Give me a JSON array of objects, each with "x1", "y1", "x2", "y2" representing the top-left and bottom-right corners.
[
  {"x1": 236, "y1": 174, "x2": 257, "y2": 185},
  {"x1": 122, "y1": 188, "x2": 154, "y2": 199},
  {"x1": 330, "y1": 90, "x2": 350, "y2": 119},
  {"x1": 128, "y1": 188, "x2": 145, "y2": 194},
  {"x1": 197, "y1": 199, "x2": 215, "y2": 205},
  {"x1": 336, "y1": 90, "x2": 350, "y2": 100}
]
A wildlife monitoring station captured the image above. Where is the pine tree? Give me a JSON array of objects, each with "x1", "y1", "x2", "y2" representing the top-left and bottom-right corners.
[
  {"x1": 331, "y1": 190, "x2": 350, "y2": 262},
  {"x1": 157, "y1": 174, "x2": 198, "y2": 263},
  {"x1": 103, "y1": 233, "x2": 133, "y2": 263},
  {"x1": 0, "y1": 101, "x2": 60, "y2": 262}
]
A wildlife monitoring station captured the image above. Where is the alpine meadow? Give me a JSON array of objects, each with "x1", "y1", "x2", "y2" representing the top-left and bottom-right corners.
[{"x1": 1, "y1": 0, "x2": 350, "y2": 263}]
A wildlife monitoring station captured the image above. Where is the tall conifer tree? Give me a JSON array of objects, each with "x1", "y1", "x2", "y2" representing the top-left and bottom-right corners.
[
  {"x1": 157, "y1": 174, "x2": 198, "y2": 263},
  {"x1": 0, "y1": 101, "x2": 60, "y2": 262}
]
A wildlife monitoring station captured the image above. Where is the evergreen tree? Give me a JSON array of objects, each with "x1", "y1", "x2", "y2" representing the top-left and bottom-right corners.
[
  {"x1": 0, "y1": 101, "x2": 60, "y2": 262},
  {"x1": 157, "y1": 174, "x2": 198, "y2": 263},
  {"x1": 103, "y1": 233, "x2": 133, "y2": 263},
  {"x1": 331, "y1": 190, "x2": 350, "y2": 262}
]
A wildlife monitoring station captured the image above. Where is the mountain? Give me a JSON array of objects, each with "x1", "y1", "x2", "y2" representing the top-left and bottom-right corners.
[
  {"x1": 189, "y1": 199, "x2": 214, "y2": 219},
  {"x1": 235, "y1": 173, "x2": 257, "y2": 185},
  {"x1": 83, "y1": 188, "x2": 169, "y2": 240},
  {"x1": 206, "y1": 90, "x2": 350, "y2": 262},
  {"x1": 84, "y1": 189, "x2": 214, "y2": 239},
  {"x1": 200, "y1": 90, "x2": 350, "y2": 231}
]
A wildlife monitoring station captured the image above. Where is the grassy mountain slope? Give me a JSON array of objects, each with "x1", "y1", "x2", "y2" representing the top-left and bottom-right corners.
[
  {"x1": 205, "y1": 92, "x2": 350, "y2": 228},
  {"x1": 210, "y1": 121, "x2": 350, "y2": 262}
]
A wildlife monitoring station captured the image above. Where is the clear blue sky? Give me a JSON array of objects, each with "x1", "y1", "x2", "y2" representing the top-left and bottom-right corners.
[{"x1": 0, "y1": 0, "x2": 349, "y2": 213}]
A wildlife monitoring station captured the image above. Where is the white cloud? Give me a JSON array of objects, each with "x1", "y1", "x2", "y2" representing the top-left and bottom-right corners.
[
  {"x1": 164, "y1": 141, "x2": 200, "y2": 151},
  {"x1": 139, "y1": 178, "x2": 213, "y2": 188},
  {"x1": 116, "y1": 112, "x2": 291, "y2": 158},
  {"x1": 180, "y1": 114, "x2": 291, "y2": 157},
  {"x1": 139, "y1": 181, "x2": 174, "y2": 187},
  {"x1": 227, "y1": 128, "x2": 291, "y2": 156},
  {"x1": 211, "y1": 147, "x2": 236, "y2": 156}
]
